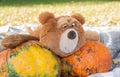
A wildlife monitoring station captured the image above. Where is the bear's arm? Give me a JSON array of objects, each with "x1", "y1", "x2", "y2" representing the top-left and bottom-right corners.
[
  {"x1": 1, "y1": 34, "x2": 39, "y2": 48},
  {"x1": 85, "y1": 30, "x2": 100, "y2": 41}
]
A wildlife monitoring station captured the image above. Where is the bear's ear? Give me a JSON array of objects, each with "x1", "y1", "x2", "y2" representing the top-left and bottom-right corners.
[
  {"x1": 39, "y1": 11, "x2": 56, "y2": 24},
  {"x1": 71, "y1": 13, "x2": 85, "y2": 25}
]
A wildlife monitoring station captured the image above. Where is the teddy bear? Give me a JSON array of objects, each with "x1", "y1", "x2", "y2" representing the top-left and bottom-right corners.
[
  {"x1": 0, "y1": 11, "x2": 112, "y2": 77},
  {"x1": 1, "y1": 11, "x2": 96, "y2": 57}
]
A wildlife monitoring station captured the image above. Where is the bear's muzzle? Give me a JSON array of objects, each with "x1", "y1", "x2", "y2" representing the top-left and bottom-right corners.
[{"x1": 59, "y1": 28, "x2": 78, "y2": 53}]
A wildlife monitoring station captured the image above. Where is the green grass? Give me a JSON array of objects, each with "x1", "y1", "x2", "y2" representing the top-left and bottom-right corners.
[
  {"x1": 0, "y1": 0, "x2": 115, "y2": 6},
  {"x1": 0, "y1": 0, "x2": 120, "y2": 26}
]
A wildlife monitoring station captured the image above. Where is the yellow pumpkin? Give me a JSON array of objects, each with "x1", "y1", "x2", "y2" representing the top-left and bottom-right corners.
[{"x1": 0, "y1": 41, "x2": 61, "y2": 77}]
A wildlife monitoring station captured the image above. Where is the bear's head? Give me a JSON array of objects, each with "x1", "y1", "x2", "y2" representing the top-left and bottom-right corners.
[{"x1": 39, "y1": 12, "x2": 86, "y2": 57}]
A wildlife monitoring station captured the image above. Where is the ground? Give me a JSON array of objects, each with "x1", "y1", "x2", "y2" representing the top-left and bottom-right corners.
[{"x1": 0, "y1": 0, "x2": 120, "y2": 26}]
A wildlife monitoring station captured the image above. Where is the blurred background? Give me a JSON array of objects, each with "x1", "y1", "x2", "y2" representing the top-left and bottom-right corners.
[{"x1": 0, "y1": 0, "x2": 120, "y2": 26}]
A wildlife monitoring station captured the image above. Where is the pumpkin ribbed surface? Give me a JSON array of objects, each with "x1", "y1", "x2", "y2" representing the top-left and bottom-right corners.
[
  {"x1": 62, "y1": 41, "x2": 112, "y2": 77},
  {"x1": 0, "y1": 41, "x2": 60, "y2": 77}
]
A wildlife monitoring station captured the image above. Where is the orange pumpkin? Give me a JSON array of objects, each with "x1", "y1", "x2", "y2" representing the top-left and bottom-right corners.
[
  {"x1": 0, "y1": 49, "x2": 10, "y2": 77},
  {"x1": 62, "y1": 41, "x2": 112, "y2": 77}
]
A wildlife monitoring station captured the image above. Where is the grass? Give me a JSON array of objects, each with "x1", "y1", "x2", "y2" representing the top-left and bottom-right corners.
[{"x1": 0, "y1": 0, "x2": 120, "y2": 26}]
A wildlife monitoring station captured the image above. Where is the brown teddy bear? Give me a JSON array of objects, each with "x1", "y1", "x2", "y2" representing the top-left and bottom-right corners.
[{"x1": 1, "y1": 11, "x2": 99, "y2": 57}]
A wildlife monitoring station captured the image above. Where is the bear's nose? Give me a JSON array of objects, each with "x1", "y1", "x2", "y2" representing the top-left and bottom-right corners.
[{"x1": 68, "y1": 30, "x2": 76, "y2": 40}]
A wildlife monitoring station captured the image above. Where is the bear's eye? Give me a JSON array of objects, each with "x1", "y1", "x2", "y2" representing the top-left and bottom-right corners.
[
  {"x1": 62, "y1": 24, "x2": 67, "y2": 28},
  {"x1": 71, "y1": 23, "x2": 76, "y2": 27}
]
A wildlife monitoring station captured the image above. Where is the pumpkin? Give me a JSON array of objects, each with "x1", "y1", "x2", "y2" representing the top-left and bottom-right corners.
[
  {"x1": 0, "y1": 41, "x2": 61, "y2": 77},
  {"x1": 0, "y1": 49, "x2": 8, "y2": 77},
  {"x1": 62, "y1": 41, "x2": 112, "y2": 77}
]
